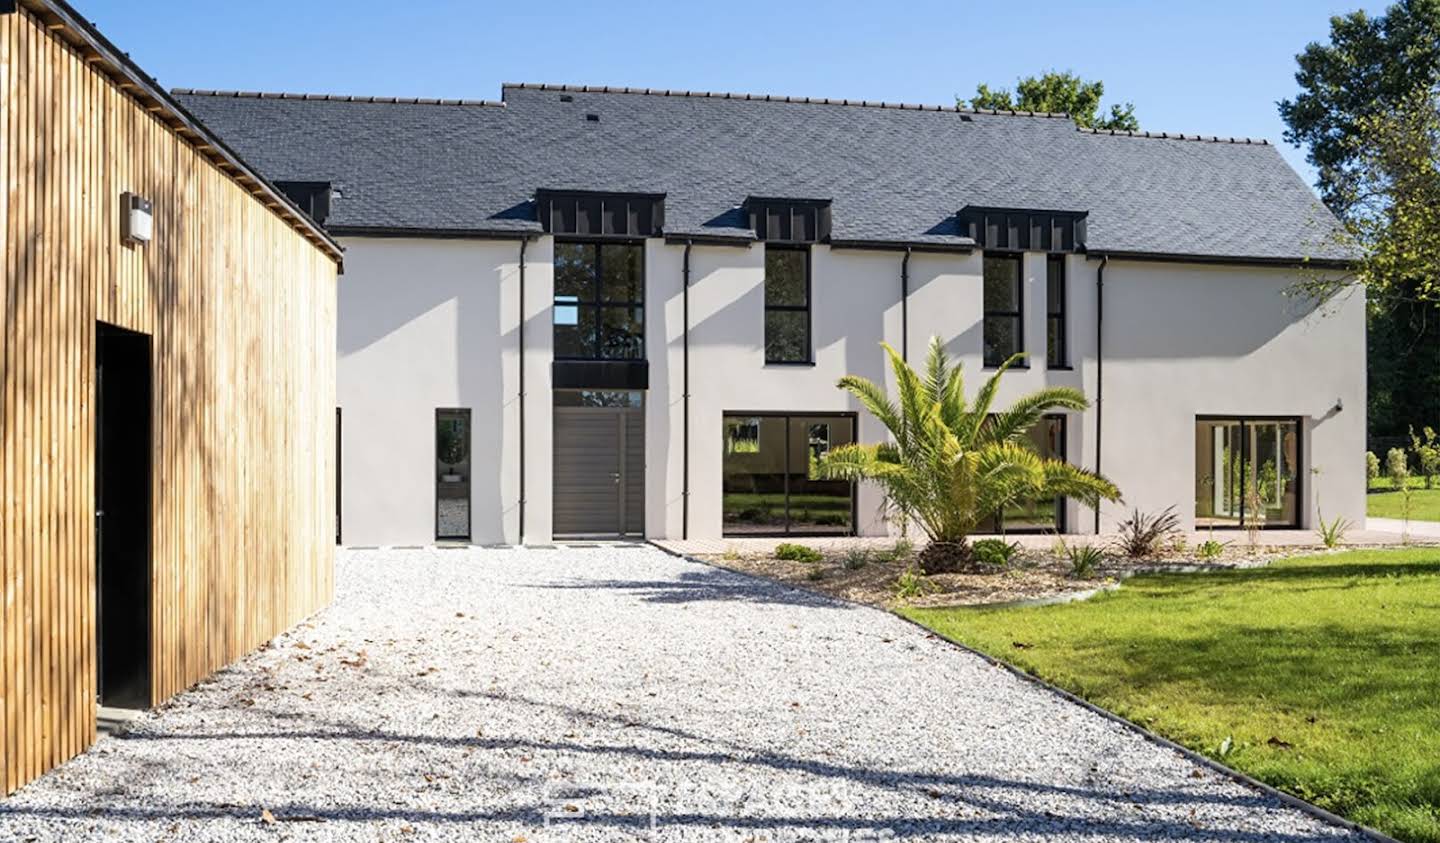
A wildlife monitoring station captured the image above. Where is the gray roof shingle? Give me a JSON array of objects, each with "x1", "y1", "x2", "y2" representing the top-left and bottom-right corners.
[{"x1": 173, "y1": 83, "x2": 1352, "y2": 262}]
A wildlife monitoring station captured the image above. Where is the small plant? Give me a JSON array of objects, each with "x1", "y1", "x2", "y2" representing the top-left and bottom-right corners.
[
  {"x1": 1411, "y1": 426, "x2": 1440, "y2": 489},
  {"x1": 805, "y1": 567, "x2": 826, "y2": 582},
  {"x1": 1387, "y1": 447, "x2": 1410, "y2": 491},
  {"x1": 1168, "y1": 533, "x2": 1189, "y2": 557},
  {"x1": 1067, "y1": 543, "x2": 1104, "y2": 579},
  {"x1": 1114, "y1": 506, "x2": 1181, "y2": 559},
  {"x1": 892, "y1": 566, "x2": 937, "y2": 599},
  {"x1": 841, "y1": 545, "x2": 871, "y2": 570},
  {"x1": 971, "y1": 538, "x2": 1020, "y2": 568},
  {"x1": 1316, "y1": 514, "x2": 1351, "y2": 549},
  {"x1": 875, "y1": 537, "x2": 915, "y2": 564},
  {"x1": 1366, "y1": 450, "x2": 1381, "y2": 483},
  {"x1": 721, "y1": 545, "x2": 740, "y2": 562},
  {"x1": 1197, "y1": 538, "x2": 1229, "y2": 561},
  {"x1": 775, "y1": 543, "x2": 823, "y2": 564}
]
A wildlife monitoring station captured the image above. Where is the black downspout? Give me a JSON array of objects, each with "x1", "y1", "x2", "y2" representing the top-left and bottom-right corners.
[
  {"x1": 901, "y1": 247, "x2": 912, "y2": 362},
  {"x1": 1093, "y1": 255, "x2": 1107, "y2": 534},
  {"x1": 518, "y1": 238, "x2": 528, "y2": 545},
  {"x1": 682, "y1": 240, "x2": 693, "y2": 540}
]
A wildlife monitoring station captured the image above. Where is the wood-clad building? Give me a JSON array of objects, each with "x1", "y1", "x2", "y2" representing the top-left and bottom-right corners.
[{"x1": 1, "y1": 0, "x2": 344, "y2": 794}]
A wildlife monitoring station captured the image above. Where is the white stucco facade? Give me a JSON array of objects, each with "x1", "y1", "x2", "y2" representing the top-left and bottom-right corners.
[{"x1": 336, "y1": 235, "x2": 1365, "y2": 546}]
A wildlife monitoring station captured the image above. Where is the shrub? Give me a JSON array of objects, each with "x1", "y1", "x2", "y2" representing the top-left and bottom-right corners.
[
  {"x1": 1197, "y1": 538, "x2": 1229, "y2": 561},
  {"x1": 875, "y1": 537, "x2": 915, "y2": 564},
  {"x1": 1316, "y1": 515, "x2": 1351, "y2": 549},
  {"x1": 1411, "y1": 426, "x2": 1440, "y2": 489},
  {"x1": 775, "y1": 543, "x2": 822, "y2": 563},
  {"x1": 1366, "y1": 450, "x2": 1381, "y2": 483},
  {"x1": 972, "y1": 538, "x2": 1020, "y2": 568},
  {"x1": 893, "y1": 566, "x2": 937, "y2": 599},
  {"x1": 1114, "y1": 506, "x2": 1181, "y2": 559},
  {"x1": 841, "y1": 546, "x2": 871, "y2": 570},
  {"x1": 1387, "y1": 447, "x2": 1411, "y2": 490},
  {"x1": 1067, "y1": 543, "x2": 1104, "y2": 579}
]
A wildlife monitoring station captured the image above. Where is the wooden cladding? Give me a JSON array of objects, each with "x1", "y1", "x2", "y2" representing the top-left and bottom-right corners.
[
  {"x1": 1, "y1": 7, "x2": 339, "y2": 794},
  {"x1": 537, "y1": 190, "x2": 664, "y2": 237},
  {"x1": 745, "y1": 197, "x2": 832, "y2": 244},
  {"x1": 958, "y1": 206, "x2": 1088, "y2": 253}
]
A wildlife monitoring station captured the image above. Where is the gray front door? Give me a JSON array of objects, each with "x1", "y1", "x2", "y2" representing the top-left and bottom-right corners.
[{"x1": 553, "y1": 406, "x2": 644, "y2": 537}]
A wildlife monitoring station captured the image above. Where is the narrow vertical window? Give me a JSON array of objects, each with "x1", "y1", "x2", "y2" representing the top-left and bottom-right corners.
[
  {"x1": 764, "y1": 247, "x2": 811, "y2": 363},
  {"x1": 1046, "y1": 255, "x2": 1067, "y2": 368},
  {"x1": 983, "y1": 254, "x2": 1023, "y2": 367}
]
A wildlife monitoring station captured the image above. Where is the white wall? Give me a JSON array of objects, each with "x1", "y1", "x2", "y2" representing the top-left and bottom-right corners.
[
  {"x1": 337, "y1": 237, "x2": 525, "y2": 546},
  {"x1": 337, "y1": 235, "x2": 1366, "y2": 544}
]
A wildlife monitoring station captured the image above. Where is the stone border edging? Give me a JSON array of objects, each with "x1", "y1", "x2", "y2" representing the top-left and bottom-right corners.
[{"x1": 649, "y1": 540, "x2": 1401, "y2": 843}]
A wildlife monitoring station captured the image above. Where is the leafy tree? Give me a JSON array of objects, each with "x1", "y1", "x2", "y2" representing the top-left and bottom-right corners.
[
  {"x1": 967, "y1": 71, "x2": 1138, "y2": 131},
  {"x1": 1279, "y1": 0, "x2": 1440, "y2": 215},
  {"x1": 813, "y1": 337, "x2": 1122, "y2": 574}
]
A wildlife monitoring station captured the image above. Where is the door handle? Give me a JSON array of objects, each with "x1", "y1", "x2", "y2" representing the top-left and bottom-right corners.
[{"x1": 611, "y1": 472, "x2": 621, "y2": 483}]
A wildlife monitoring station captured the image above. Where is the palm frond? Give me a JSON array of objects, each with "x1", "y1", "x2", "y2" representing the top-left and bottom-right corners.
[{"x1": 981, "y1": 387, "x2": 1089, "y2": 446}]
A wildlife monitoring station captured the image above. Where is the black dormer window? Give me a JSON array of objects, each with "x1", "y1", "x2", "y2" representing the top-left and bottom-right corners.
[
  {"x1": 958, "y1": 206, "x2": 1087, "y2": 253},
  {"x1": 537, "y1": 190, "x2": 664, "y2": 237},
  {"x1": 275, "y1": 181, "x2": 332, "y2": 225},
  {"x1": 744, "y1": 197, "x2": 832, "y2": 244}
]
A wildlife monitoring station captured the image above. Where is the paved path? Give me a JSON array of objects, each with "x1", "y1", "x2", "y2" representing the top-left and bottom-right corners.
[
  {"x1": 1367, "y1": 516, "x2": 1440, "y2": 539},
  {"x1": 0, "y1": 547, "x2": 1367, "y2": 841}
]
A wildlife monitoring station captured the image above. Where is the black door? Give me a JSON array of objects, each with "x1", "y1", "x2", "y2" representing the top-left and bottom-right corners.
[{"x1": 96, "y1": 322, "x2": 151, "y2": 709}]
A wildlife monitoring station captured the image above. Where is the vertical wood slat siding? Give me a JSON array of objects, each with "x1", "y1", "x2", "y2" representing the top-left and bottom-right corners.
[{"x1": 1, "y1": 8, "x2": 339, "y2": 795}]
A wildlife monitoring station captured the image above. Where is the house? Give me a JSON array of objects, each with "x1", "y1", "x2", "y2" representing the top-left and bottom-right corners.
[
  {"x1": 174, "y1": 82, "x2": 1365, "y2": 546},
  {"x1": 1, "y1": 0, "x2": 341, "y2": 793}
]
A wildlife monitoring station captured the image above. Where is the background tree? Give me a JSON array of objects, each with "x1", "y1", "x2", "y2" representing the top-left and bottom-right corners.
[
  {"x1": 1280, "y1": 0, "x2": 1440, "y2": 445},
  {"x1": 967, "y1": 71, "x2": 1138, "y2": 131}
]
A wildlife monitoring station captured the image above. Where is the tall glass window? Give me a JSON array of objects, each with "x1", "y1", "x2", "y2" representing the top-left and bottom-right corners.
[
  {"x1": 982, "y1": 414, "x2": 1067, "y2": 533},
  {"x1": 1195, "y1": 417, "x2": 1301, "y2": 528},
  {"x1": 554, "y1": 242, "x2": 644, "y2": 360},
  {"x1": 983, "y1": 254, "x2": 1023, "y2": 367},
  {"x1": 764, "y1": 247, "x2": 811, "y2": 363},
  {"x1": 722, "y1": 413, "x2": 854, "y2": 535},
  {"x1": 435, "y1": 408, "x2": 471, "y2": 540},
  {"x1": 1046, "y1": 255, "x2": 1067, "y2": 368}
]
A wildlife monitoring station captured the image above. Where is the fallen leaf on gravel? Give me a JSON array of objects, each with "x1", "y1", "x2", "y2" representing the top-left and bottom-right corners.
[
  {"x1": 294, "y1": 641, "x2": 310, "y2": 650},
  {"x1": 260, "y1": 808, "x2": 276, "y2": 824}
]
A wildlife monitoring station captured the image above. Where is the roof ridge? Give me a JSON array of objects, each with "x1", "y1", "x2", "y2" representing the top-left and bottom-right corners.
[
  {"x1": 499, "y1": 82, "x2": 1073, "y2": 120},
  {"x1": 1075, "y1": 125, "x2": 1270, "y2": 145},
  {"x1": 170, "y1": 88, "x2": 506, "y2": 108}
]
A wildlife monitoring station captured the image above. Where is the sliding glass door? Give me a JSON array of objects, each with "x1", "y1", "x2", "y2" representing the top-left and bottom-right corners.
[
  {"x1": 1195, "y1": 417, "x2": 1301, "y2": 528},
  {"x1": 722, "y1": 413, "x2": 855, "y2": 536}
]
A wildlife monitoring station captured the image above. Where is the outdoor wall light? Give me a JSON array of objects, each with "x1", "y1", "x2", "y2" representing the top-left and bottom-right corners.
[{"x1": 121, "y1": 192, "x2": 152, "y2": 245}]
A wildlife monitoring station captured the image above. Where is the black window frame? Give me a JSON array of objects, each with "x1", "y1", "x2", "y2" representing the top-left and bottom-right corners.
[
  {"x1": 983, "y1": 252, "x2": 1025, "y2": 369},
  {"x1": 1046, "y1": 254, "x2": 1068, "y2": 369},
  {"x1": 983, "y1": 413, "x2": 1068, "y2": 534},
  {"x1": 1194, "y1": 415, "x2": 1304, "y2": 530},
  {"x1": 763, "y1": 245, "x2": 813, "y2": 365},
  {"x1": 553, "y1": 238, "x2": 646, "y2": 362},
  {"x1": 721, "y1": 411, "x2": 858, "y2": 537}
]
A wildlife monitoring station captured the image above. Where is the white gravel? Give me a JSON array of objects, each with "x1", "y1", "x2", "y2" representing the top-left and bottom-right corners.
[{"x1": 0, "y1": 545, "x2": 1367, "y2": 842}]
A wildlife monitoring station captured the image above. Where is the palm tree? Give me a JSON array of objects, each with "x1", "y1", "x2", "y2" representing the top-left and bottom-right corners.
[{"x1": 815, "y1": 337, "x2": 1122, "y2": 573}]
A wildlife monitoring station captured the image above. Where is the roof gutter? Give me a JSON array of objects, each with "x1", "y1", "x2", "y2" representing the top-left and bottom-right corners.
[
  {"x1": 828, "y1": 238, "x2": 975, "y2": 254},
  {"x1": 1088, "y1": 250, "x2": 1354, "y2": 271},
  {"x1": 22, "y1": 0, "x2": 343, "y2": 263},
  {"x1": 326, "y1": 226, "x2": 539, "y2": 242}
]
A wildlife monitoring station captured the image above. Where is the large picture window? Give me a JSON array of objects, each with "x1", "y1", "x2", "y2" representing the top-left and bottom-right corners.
[
  {"x1": 982, "y1": 414, "x2": 1067, "y2": 533},
  {"x1": 554, "y1": 241, "x2": 644, "y2": 360},
  {"x1": 1195, "y1": 417, "x2": 1301, "y2": 528},
  {"x1": 983, "y1": 254, "x2": 1023, "y2": 367},
  {"x1": 764, "y1": 247, "x2": 811, "y2": 363},
  {"x1": 723, "y1": 413, "x2": 854, "y2": 535}
]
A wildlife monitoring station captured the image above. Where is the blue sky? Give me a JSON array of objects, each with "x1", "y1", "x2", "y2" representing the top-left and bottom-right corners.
[{"x1": 80, "y1": 0, "x2": 1383, "y2": 189}]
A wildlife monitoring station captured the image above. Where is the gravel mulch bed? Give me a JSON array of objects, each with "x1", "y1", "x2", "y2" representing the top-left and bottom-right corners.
[
  {"x1": 699, "y1": 541, "x2": 1307, "y2": 609},
  {"x1": 0, "y1": 546, "x2": 1365, "y2": 841}
]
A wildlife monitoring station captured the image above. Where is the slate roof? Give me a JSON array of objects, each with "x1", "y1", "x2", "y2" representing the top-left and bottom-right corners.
[{"x1": 173, "y1": 83, "x2": 1353, "y2": 262}]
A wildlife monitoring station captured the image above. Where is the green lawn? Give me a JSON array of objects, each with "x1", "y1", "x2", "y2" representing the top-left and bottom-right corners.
[
  {"x1": 1368, "y1": 478, "x2": 1440, "y2": 521},
  {"x1": 901, "y1": 548, "x2": 1440, "y2": 842}
]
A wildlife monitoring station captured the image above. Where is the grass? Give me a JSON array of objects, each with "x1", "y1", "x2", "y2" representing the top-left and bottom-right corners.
[
  {"x1": 901, "y1": 548, "x2": 1440, "y2": 842},
  {"x1": 1368, "y1": 477, "x2": 1440, "y2": 522}
]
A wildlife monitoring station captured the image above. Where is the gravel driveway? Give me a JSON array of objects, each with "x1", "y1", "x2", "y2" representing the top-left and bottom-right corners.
[{"x1": 0, "y1": 546, "x2": 1366, "y2": 842}]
